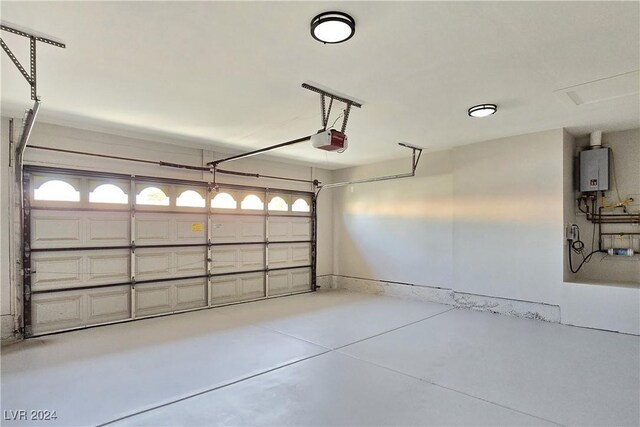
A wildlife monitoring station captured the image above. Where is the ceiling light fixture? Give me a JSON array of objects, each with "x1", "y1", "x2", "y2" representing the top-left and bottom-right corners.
[
  {"x1": 468, "y1": 104, "x2": 497, "y2": 118},
  {"x1": 310, "y1": 11, "x2": 355, "y2": 44}
]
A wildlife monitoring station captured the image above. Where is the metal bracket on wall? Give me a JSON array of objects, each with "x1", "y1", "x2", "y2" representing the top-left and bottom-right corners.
[{"x1": 1, "y1": 23, "x2": 65, "y2": 100}]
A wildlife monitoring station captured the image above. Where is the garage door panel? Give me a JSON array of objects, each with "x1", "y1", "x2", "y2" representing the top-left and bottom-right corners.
[
  {"x1": 135, "y1": 283, "x2": 172, "y2": 316},
  {"x1": 87, "y1": 216, "x2": 130, "y2": 245},
  {"x1": 175, "y1": 280, "x2": 207, "y2": 310},
  {"x1": 211, "y1": 215, "x2": 265, "y2": 243},
  {"x1": 32, "y1": 210, "x2": 130, "y2": 249},
  {"x1": 176, "y1": 218, "x2": 207, "y2": 243},
  {"x1": 240, "y1": 220, "x2": 265, "y2": 240},
  {"x1": 135, "y1": 279, "x2": 207, "y2": 316},
  {"x1": 135, "y1": 214, "x2": 208, "y2": 245},
  {"x1": 36, "y1": 294, "x2": 82, "y2": 323},
  {"x1": 291, "y1": 219, "x2": 312, "y2": 240},
  {"x1": 210, "y1": 277, "x2": 238, "y2": 304},
  {"x1": 210, "y1": 273, "x2": 265, "y2": 305},
  {"x1": 211, "y1": 245, "x2": 265, "y2": 274},
  {"x1": 32, "y1": 250, "x2": 130, "y2": 291},
  {"x1": 291, "y1": 268, "x2": 312, "y2": 292},
  {"x1": 135, "y1": 251, "x2": 172, "y2": 281},
  {"x1": 211, "y1": 248, "x2": 237, "y2": 273},
  {"x1": 292, "y1": 245, "x2": 311, "y2": 264},
  {"x1": 31, "y1": 285, "x2": 131, "y2": 334},
  {"x1": 241, "y1": 247, "x2": 264, "y2": 269},
  {"x1": 268, "y1": 222, "x2": 288, "y2": 240},
  {"x1": 210, "y1": 220, "x2": 237, "y2": 242},
  {"x1": 268, "y1": 268, "x2": 311, "y2": 296},
  {"x1": 32, "y1": 213, "x2": 82, "y2": 248},
  {"x1": 32, "y1": 293, "x2": 84, "y2": 334},
  {"x1": 268, "y1": 246, "x2": 289, "y2": 268},
  {"x1": 32, "y1": 255, "x2": 82, "y2": 289},
  {"x1": 175, "y1": 250, "x2": 207, "y2": 276},
  {"x1": 268, "y1": 271, "x2": 290, "y2": 296},
  {"x1": 268, "y1": 217, "x2": 311, "y2": 241},
  {"x1": 88, "y1": 253, "x2": 131, "y2": 283},
  {"x1": 268, "y1": 243, "x2": 311, "y2": 269},
  {"x1": 87, "y1": 287, "x2": 131, "y2": 322},
  {"x1": 135, "y1": 247, "x2": 206, "y2": 281},
  {"x1": 241, "y1": 274, "x2": 266, "y2": 299},
  {"x1": 135, "y1": 216, "x2": 171, "y2": 244}
]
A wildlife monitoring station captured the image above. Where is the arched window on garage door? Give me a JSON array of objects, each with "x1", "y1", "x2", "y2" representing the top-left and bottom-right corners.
[
  {"x1": 34, "y1": 180, "x2": 80, "y2": 202},
  {"x1": 136, "y1": 186, "x2": 170, "y2": 206},
  {"x1": 268, "y1": 196, "x2": 288, "y2": 212},
  {"x1": 241, "y1": 194, "x2": 264, "y2": 210},
  {"x1": 176, "y1": 190, "x2": 206, "y2": 208},
  {"x1": 89, "y1": 184, "x2": 129, "y2": 204},
  {"x1": 292, "y1": 198, "x2": 310, "y2": 213},
  {"x1": 211, "y1": 192, "x2": 237, "y2": 209}
]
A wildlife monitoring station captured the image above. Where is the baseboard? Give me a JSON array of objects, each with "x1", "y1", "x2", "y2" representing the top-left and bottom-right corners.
[
  {"x1": 331, "y1": 275, "x2": 561, "y2": 323},
  {"x1": 453, "y1": 291, "x2": 560, "y2": 322},
  {"x1": 316, "y1": 274, "x2": 338, "y2": 291},
  {"x1": 1, "y1": 314, "x2": 17, "y2": 342}
]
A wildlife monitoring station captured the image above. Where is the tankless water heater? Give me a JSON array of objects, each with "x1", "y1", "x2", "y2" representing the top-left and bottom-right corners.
[{"x1": 579, "y1": 147, "x2": 610, "y2": 192}]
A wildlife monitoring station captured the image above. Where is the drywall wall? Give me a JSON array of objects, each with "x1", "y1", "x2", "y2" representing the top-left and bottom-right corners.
[
  {"x1": 1, "y1": 117, "x2": 13, "y2": 338},
  {"x1": 0, "y1": 118, "x2": 333, "y2": 339},
  {"x1": 563, "y1": 129, "x2": 577, "y2": 282},
  {"x1": 452, "y1": 129, "x2": 564, "y2": 305},
  {"x1": 331, "y1": 129, "x2": 564, "y2": 304},
  {"x1": 332, "y1": 149, "x2": 453, "y2": 288},
  {"x1": 332, "y1": 128, "x2": 638, "y2": 334},
  {"x1": 566, "y1": 128, "x2": 639, "y2": 285},
  {"x1": 561, "y1": 281, "x2": 639, "y2": 334}
]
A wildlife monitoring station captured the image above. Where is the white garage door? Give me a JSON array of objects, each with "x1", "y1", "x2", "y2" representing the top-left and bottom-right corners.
[{"x1": 24, "y1": 167, "x2": 315, "y2": 336}]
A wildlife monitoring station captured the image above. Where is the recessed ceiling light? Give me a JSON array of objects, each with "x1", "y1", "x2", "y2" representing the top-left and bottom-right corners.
[
  {"x1": 310, "y1": 11, "x2": 355, "y2": 44},
  {"x1": 468, "y1": 104, "x2": 497, "y2": 118}
]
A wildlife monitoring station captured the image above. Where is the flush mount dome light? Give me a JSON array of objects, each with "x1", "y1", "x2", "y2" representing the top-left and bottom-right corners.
[
  {"x1": 468, "y1": 104, "x2": 497, "y2": 118},
  {"x1": 310, "y1": 11, "x2": 355, "y2": 44}
]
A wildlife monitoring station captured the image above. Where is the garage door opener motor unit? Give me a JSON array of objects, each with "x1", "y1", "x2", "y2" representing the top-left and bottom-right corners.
[{"x1": 310, "y1": 129, "x2": 347, "y2": 152}]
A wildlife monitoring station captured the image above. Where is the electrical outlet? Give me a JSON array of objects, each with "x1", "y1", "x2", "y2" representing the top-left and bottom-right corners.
[{"x1": 566, "y1": 224, "x2": 579, "y2": 242}]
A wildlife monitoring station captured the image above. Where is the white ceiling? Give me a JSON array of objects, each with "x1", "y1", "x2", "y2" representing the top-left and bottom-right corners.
[{"x1": 1, "y1": 1, "x2": 638, "y2": 169}]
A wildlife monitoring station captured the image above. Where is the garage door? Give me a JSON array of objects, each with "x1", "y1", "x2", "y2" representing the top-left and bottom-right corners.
[{"x1": 23, "y1": 167, "x2": 315, "y2": 336}]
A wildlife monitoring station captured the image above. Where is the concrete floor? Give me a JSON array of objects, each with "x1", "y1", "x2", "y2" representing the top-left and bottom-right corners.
[{"x1": 1, "y1": 290, "x2": 638, "y2": 426}]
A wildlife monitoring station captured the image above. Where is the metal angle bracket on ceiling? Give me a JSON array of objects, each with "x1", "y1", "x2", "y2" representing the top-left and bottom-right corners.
[
  {"x1": 1, "y1": 22, "x2": 66, "y2": 101},
  {"x1": 398, "y1": 142, "x2": 423, "y2": 173},
  {"x1": 302, "y1": 82, "x2": 362, "y2": 133}
]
